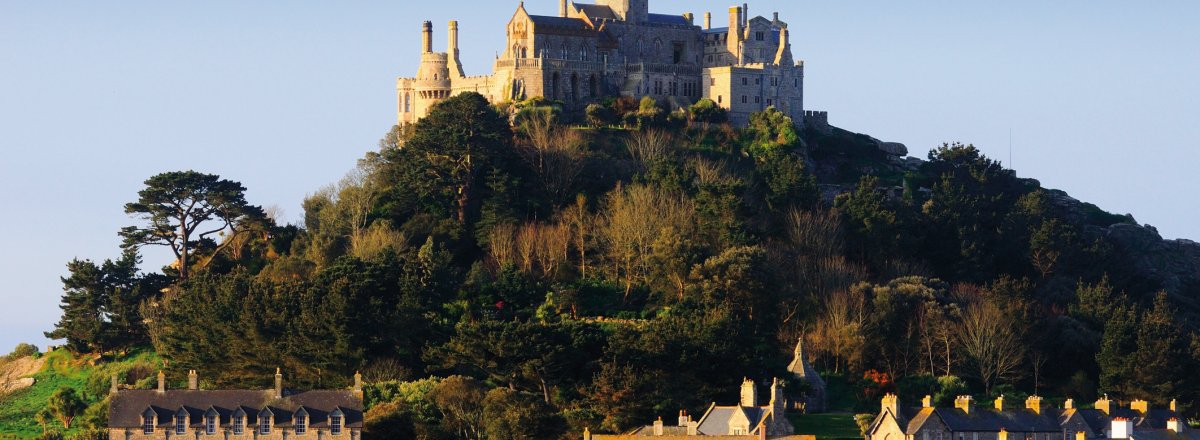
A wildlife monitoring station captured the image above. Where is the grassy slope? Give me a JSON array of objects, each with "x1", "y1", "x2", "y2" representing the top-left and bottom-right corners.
[
  {"x1": 0, "y1": 349, "x2": 161, "y2": 439},
  {"x1": 790, "y1": 413, "x2": 863, "y2": 440}
]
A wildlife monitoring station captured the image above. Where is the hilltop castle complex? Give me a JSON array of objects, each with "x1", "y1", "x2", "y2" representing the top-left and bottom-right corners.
[{"x1": 397, "y1": 0, "x2": 812, "y2": 126}]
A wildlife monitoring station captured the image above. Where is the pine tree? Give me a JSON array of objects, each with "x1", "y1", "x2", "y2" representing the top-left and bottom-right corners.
[
  {"x1": 1097, "y1": 304, "x2": 1138, "y2": 398},
  {"x1": 45, "y1": 259, "x2": 108, "y2": 353}
]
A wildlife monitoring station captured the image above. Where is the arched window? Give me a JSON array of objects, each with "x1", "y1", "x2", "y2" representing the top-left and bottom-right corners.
[
  {"x1": 581, "y1": 46, "x2": 589, "y2": 61},
  {"x1": 561, "y1": 43, "x2": 568, "y2": 59}
]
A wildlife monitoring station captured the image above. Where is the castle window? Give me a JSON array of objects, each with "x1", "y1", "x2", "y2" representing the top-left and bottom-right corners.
[
  {"x1": 742, "y1": 78, "x2": 747, "y2": 85},
  {"x1": 718, "y1": 95, "x2": 722, "y2": 104},
  {"x1": 755, "y1": 78, "x2": 761, "y2": 85},
  {"x1": 795, "y1": 78, "x2": 799, "y2": 87},
  {"x1": 561, "y1": 43, "x2": 568, "y2": 59},
  {"x1": 755, "y1": 96, "x2": 760, "y2": 103},
  {"x1": 742, "y1": 96, "x2": 747, "y2": 103},
  {"x1": 581, "y1": 47, "x2": 589, "y2": 61},
  {"x1": 404, "y1": 93, "x2": 410, "y2": 113},
  {"x1": 767, "y1": 99, "x2": 772, "y2": 105},
  {"x1": 756, "y1": 31, "x2": 765, "y2": 41}
]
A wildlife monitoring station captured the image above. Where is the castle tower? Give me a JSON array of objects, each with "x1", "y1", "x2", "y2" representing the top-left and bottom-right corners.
[
  {"x1": 740, "y1": 378, "x2": 757, "y2": 407},
  {"x1": 414, "y1": 21, "x2": 452, "y2": 117}
]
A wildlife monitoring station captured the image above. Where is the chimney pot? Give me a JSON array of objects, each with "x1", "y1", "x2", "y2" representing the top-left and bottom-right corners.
[
  {"x1": 955, "y1": 395, "x2": 974, "y2": 414},
  {"x1": 1130, "y1": 399, "x2": 1149, "y2": 415}
]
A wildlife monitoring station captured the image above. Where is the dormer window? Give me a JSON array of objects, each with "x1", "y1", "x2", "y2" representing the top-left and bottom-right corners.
[
  {"x1": 259, "y1": 409, "x2": 273, "y2": 434},
  {"x1": 330, "y1": 408, "x2": 344, "y2": 436},
  {"x1": 295, "y1": 408, "x2": 309, "y2": 435},
  {"x1": 142, "y1": 408, "x2": 155, "y2": 435},
  {"x1": 176, "y1": 409, "x2": 188, "y2": 435},
  {"x1": 232, "y1": 409, "x2": 246, "y2": 435},
  {"x1": 205, "y1": 409, "x2": 217, "y2": 435}
]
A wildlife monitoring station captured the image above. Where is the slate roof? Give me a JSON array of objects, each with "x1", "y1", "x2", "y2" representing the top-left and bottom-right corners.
[
  {"x1": 1131, "y1": 430, "x2": 1200, "y2": 440},
  {"x1": 908, "y1": 408, "x2": 1062, "y2": 433},
  {"x1": 697, "y1": 405, "x2": 770, "y2": 435},
  {"x1": 704, "y1": 27, "x2": 730, "y2": 34},
  {"x1": 527, "y1": 15, "x2": 592, "y2": 30},
  {"x1": 646, "y1": 13, "x2": 690, "y2": 26},
  {"x1": 574, "y1": 3, "x2": 616, "y2": 21},
  {"x1": 109, "y1": 390, "x2": 363, "y2": 429},
  {"x1": 628, "y1": 425, "x2": 692, "y2": 436}
]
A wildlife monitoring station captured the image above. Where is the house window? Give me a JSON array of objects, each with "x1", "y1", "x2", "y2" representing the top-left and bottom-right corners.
[
  {"x1": 176, "y1": 416, "x2": 187, "y2": 435},
  {"x1": 233, "y1": 416, "x2": 245, "y2": 435},
  {"x1": 734, "y1": 428, "x2": 746, "y2": 435},
  {"x1": 331, "y1": 414, "x2": 344, "y2": 436},
  {"x1": 260, "y1": 417, "x2": 270, "y2": 434},
  {"x1": 296, "y1": 414, "x2": 307, "y2": 435},
  {"x1": 206, "y1": 415, "x2": 216, "y2": 435},
  {"x1": 143, "y1": 415, "x2": 154, "y2": 435}
]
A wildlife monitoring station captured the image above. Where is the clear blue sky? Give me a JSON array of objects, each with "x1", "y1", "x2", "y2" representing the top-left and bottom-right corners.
[{"x1": 1, "y1": 1, "x2": 1197, "y2": 352}]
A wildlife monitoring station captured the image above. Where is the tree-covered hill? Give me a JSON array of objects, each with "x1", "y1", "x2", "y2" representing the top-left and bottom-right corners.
[{"x1": 26, "y1": 93, "x2": 1200, "y2": 439}]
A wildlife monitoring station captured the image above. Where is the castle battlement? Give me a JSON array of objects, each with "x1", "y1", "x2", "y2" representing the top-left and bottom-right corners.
[{"x1": 396, "y1": 0, "x2": 807, "y2": 127}]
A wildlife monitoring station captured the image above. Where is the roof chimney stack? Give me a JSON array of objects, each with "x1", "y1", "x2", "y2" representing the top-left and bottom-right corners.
[
  {"x1": 704, "y1": 12, "x2": 711, "y2": 29},
  {"x1": 1025, "y1": 396, "x2": 1044, "y2": 414},
  {"x1": 157, "y1": 370, "x2": 165, "y2": 393},
  {"x1": 740, "y1": 378, "x2": 757, "y2": 407},
  {"x1": 955, "y1": 395, "x2": 974, "y2": 414},
  {"x1": 742, "y1": 3, "x2": 749, "y2": 27},
  {"x1": 1064, "y1": 398, "x2": 1075, "y2": 410},
  {"x1": 881, "y1": 393, "x2": 899, "y2": 416},
  {"x1": 274, "y1": 368, "x2": 283, "y2": 399},
  {"x1": 110, "y1": 374, "x2": 119, "y2": 394},
  {"x1": 922, "y1": 395, "x2": 932, "y2": 408},
  {"x1": 1095, "y1": 395, "x2": 1111, "y2": 415},
  {"x1": 1111, "y1": 417, "x2": 1133, "y2": 439},
  {"x1": 354, "y1": 371, "x2": 363, "y2": 398},
  {"x1": 653, "y1": 417, "x2": 664, "y2": 436},
  {"x1": 1130, "y1": 399, "x2": 1148, "y2": 415},
  {"x1": 188, "y1": 370, "x2": 198, "y2": 390},
  {"x1": 1171, "y1": 399, "x2": 1178, "y2": 412},
  {"x1": 1168, "y1": 418, "x2": 1184, "y2": 434},
  {"x1": 994, "y1": 395, "x2": 1007, "y2": 412},
  {"x1": 678, "y1": 410, "x2": 688, "y2": 427}
]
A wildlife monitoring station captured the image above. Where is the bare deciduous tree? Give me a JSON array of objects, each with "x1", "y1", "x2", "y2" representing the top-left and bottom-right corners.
[
  {"x1": 599, "y1": 184, "x2": 695, "y2": 301},
  {"x1": 625, "y1": 129, "x2": 674, "y2": 172},
  {"x1": 516, "y1": 110, "x2": 587, "y2": 203},
  {"x1": 958, "y1": 300, "x2": 1025, "y2": 394}
]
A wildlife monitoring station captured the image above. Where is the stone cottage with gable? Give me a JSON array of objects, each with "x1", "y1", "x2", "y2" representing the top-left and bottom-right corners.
[
  {"x1": 107, "y1": 369, "x2": 363, "y2": 440},
  {"x1": 584, "y1": 378, "x2": 795, "y2": 439},
  {"x1": 866, "y1": 394, "x2": 1197, "y2": 440}
]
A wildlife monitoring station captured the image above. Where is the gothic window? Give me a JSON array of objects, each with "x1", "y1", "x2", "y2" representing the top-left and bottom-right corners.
[
  {"x1": 755, "y1": 96, "x2": 760, "y2": 103},
  {"x1": 755, "y1": 77, "x2": 761, "y2": 85},
  {"x1": 795, "y1": 78, "x2": 799, "y2": 88},
  {"x1": 767, "y1": 99, "x2": 772, "y2": 106},
  {"x1": 581, "y1": 46, "x2": 589, "y2": 61},
  {"x1": 404, "y1": 93, "x2": 410, "y2": 113},
  {"x1": 561, "y1": 43, "x2": 568, "y2": 59},
  {"x1": 654, "y1": 39, "x2": 662, "y2": 56}
]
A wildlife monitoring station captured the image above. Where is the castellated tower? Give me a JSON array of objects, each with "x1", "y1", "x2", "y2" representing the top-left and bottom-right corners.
[{"x1": 413, "y1": 21, "x2": 452, "y2": 119}]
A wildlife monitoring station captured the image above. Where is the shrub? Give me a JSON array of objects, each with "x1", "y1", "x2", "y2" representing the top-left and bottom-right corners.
[
  {"x1": 5, "y1": 343, "x2": 39, "y2": 360},
  {"x1": 854, "y1": 414, "x2": 875, "y2": 435}
]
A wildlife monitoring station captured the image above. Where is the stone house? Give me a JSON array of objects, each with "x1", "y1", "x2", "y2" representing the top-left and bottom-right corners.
[
  {"x1": 107, "y1": 369, "x2": 363, "y2": 440},
  {"x1": 786, "y1": 338, "x2": 826, "y2": 413},
  {"x1": 585, "y1": 378, "x2": 795, "y2": 439},
  {"x1": 866, "y1": 394, "x2": 1196, "y2": 440},
  {"x1": 396, "y1": 0, "x2": 808, "y2": 127}
]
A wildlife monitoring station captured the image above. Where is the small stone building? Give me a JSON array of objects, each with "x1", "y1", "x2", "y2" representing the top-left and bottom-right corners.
[
  {"x1": 107, "y1": 369, "x2": 363, "y2": 440},
  {"x1": 786, "y1": 338, "x2": 826, "y2": 413},
  {"x1": 866, "y1": 394, "x2": 1196, "y2": 440}
]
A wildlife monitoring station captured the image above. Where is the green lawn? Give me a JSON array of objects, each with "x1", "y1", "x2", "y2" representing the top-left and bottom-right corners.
[
  {"x1": 0, "y1": 348, "x2": 161, "y2": 439},
  {"x1": 789, "y1": 413, "x2": 863, "y2": 440}
]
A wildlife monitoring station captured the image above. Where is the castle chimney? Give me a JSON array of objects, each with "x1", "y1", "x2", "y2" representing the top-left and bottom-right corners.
[
  {"x1": 955, "y1": 395, "x2": 974, "y2": 414},
  {"x1": 421, "y1": 21, "x2": 433, "y2": 53},
  {"x1": 684, "y1": 13, "x2": 694, "y2": 26},
  {"x1": 994, "y1": 395, "x2": 1007, "y2": 412},
  {"x1": 740, "y1": 378, "x2": 757, "y2": 407},
  {"x1": 773, "y1": 12, "x2": 779, "y2": 23},
  {"x1": 188, "y1": 370, "x2": 198, "y2": 390},
  {"x1": 1130, "y1": 399, "x2": 1148, "y2": 415},
  {"x1": 881, "y1": 393, "x2": 899, "y2": 416},
  {"x1": 1095, "y1": 395, "x2": 1111, "y2": 415},
  {"x1": 922, "y1": 395, "x2": 932, "y2": 408},
  {"x1": 559, "y1": 0, "x2": 568, "y2": 17},
  {"x1": 110, "y1": 374, "x2": 119, "y2": 394},
  {"x1": 157, "y1": 370, "x2": 165, "y2": 393},
  {"x1": 1064, "y1": 398, "x2": 1075, "y2": 410},
  {"x1": 653, "y1": 417, "x2": 664, "y2": 436},
  {"x1": 727, "y1": 6, "x2": 743, "y2": 58},
  {"x1": 274, "y1": 368, "x2": 283, "y2": 399},
  {"x1": 704, "y1": 12, "x2": 711, "y2": 30},
  {"x1": 742, "y1": 3, "x2": 749, "y2": 27},
  {"x1": 1026, "y1": 396, "x2": 1043, "y2": 415},
  {"x1": 448, "y1": 21, "x2": 459, "y2": 55}
]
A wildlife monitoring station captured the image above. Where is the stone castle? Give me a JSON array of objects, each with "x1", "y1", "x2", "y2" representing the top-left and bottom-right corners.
[{"x1": 397, "y1": 0, "x2": 807, "y2": 126}]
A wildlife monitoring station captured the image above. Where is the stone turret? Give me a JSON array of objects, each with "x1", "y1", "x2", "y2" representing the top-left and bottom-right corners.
[{"x1": 447, "y1": 21, "x2": 464, "y2": 77}]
